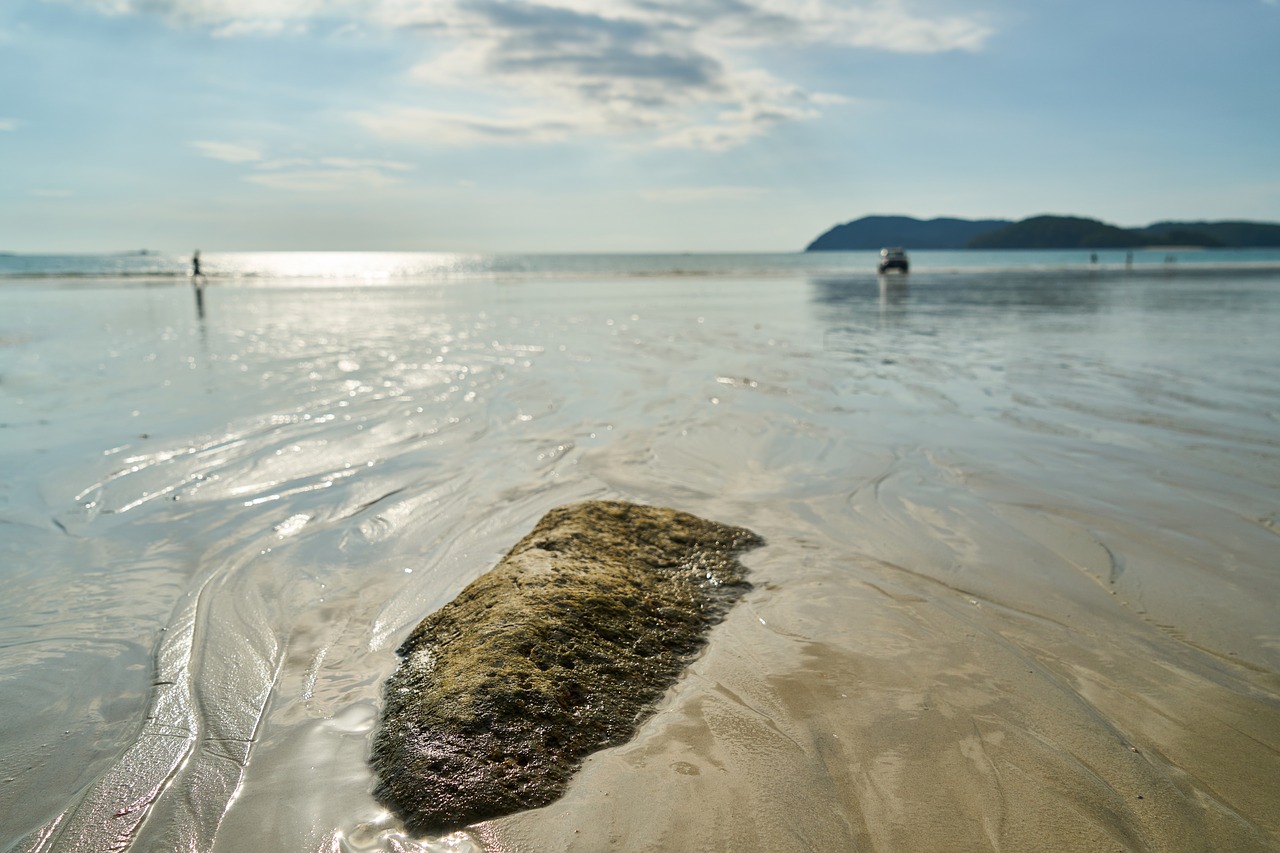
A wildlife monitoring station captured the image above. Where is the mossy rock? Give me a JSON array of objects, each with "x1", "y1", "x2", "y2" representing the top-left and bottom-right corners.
[{"x1": 371, "y1": 500, "x2": 763, "y2": 834}]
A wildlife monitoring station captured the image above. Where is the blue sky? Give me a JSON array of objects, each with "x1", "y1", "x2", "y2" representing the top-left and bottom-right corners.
[{"x1": 2, "y1": 0, "x2": 1277, "y2": 252}]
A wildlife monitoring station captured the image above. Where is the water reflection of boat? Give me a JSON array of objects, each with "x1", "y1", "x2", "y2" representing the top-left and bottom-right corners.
[{"x1": 878, "y1": 247, "x2": 909, "y2": 274}]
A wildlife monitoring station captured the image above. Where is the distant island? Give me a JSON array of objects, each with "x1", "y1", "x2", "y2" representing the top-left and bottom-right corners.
[{"x1": 805, "y1": 215, "x2": 1280, "y2": 251}]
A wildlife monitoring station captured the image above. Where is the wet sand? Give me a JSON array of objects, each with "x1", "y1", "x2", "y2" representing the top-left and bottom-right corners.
[
  {"x1": 1, "y1": 266, "x2": 1278, "y2": 851},
  {"x1": 480, "y1": 503, "x2": 1280, "y2": 852}
]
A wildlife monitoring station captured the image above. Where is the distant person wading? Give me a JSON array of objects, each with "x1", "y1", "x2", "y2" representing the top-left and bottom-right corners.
[{"x1": 191, "y1": 250, "x2": 205, "y2": 318}]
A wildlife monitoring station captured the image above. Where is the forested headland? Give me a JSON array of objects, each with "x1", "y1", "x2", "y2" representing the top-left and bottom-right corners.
[{"x1": 806, "y1": 215, "x2": 1280, "y2": 251}]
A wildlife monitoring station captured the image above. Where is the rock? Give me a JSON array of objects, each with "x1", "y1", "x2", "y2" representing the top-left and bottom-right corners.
[{"x1": 371, "y1": 500, "x2": 764, "y2": 834}]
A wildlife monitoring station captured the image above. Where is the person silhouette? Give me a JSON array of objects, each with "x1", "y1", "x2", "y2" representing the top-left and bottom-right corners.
[{"x1": 191, "y1": 251, "x2": 205, "y2": 319}]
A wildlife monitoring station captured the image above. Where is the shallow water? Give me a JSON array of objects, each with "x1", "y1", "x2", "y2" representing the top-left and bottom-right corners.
[{"x1": 2, "y1": 261, "x2": 1278, "y2": 851}]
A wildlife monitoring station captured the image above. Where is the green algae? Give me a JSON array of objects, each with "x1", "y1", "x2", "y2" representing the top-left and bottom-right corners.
[{"x1": 371, "y1": 500, "x2": 764, "y2": 834}]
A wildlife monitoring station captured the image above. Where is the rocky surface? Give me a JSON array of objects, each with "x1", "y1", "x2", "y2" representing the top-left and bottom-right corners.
[{"x1": 371, "y1": 500, "x2": 764, "y2": 835}]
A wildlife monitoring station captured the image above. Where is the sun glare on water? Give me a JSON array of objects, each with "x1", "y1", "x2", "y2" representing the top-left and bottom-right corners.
[{"x1": 207, "y1": 252, "x2": 484, "y2": 284}]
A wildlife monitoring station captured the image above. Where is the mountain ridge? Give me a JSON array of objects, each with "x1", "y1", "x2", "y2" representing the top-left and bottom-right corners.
[{"x1": 805, "y1": 215, "x2": 1280, "y2": 251}]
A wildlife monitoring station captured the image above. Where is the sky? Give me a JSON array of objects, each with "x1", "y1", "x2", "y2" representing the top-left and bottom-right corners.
[{"x1": 1, "y1": 0, "x2": 1277, "y2": 252}]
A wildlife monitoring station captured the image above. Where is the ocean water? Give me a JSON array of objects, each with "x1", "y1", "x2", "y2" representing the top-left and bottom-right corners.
[
  {"x1": 5, "y1": 247, "x2": 1280, "y2": 282},
  {"x1": 2, "y1": 252, "x2": 1279, "y2": 851}
]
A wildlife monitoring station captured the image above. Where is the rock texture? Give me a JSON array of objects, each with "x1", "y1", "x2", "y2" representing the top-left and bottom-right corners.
[{"x1": 371, "y1": 500, "x2": 764, "y2": 834}]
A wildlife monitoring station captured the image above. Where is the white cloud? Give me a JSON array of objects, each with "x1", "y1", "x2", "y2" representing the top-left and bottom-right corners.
[
  {"x1": 319, "y1": 156, "x2": 414, "y2": 171},
  {"x1": 61, "y1": 0, "x2": 358, "y2": 28},
  {"x1": 257, "y1": 157, "x2": 317, "y2": 170},
  {"x1": 67, "y1": 0, "x2": 994, "y2": 151},
  {"x1": 245, "y1": 167, "x2": 400, "y2": 192},
  {"x1": 60, "y1": 0, "x2": 993, "y2": 52},
  {"x1": 211, "y1": 19, "x2": 293, "y2": 38},
  {"x1": 782, "y1": 1, "x2": 992, "y2": 53},
  {"x1": 30, "y1": 188, "x2": 75, "y2": 198},
  {"x1": 191, "y1": 140, "x2": 263, "y2": 163},
  {"x1": 653, "y1": 122, "x2": 763, "y2": 152},
  {"x1": 639, "y1": 186, "x2": 764, "y2": 203},
  {"x1": 374, "y1": 0, "x2": 987, "y2": 149},
  {"x1": 356, "y1": 107, "x2": 583, "y2": 146},
  {"x1": 194, "y1": 143, "x2": 417, "y2": 192},
  {"x1": 0, "y1": 119, "x2": 16, "y2": 131}
]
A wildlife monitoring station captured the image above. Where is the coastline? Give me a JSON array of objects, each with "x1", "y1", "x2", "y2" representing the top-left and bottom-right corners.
[{"x1": 5, "y1": 247, "x2": 1280, "y2": 287}]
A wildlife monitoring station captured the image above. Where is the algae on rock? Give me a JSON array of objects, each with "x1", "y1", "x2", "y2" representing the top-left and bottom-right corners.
[{"x1": 371, "y1": 500, "x2": 764, "y2": 834}]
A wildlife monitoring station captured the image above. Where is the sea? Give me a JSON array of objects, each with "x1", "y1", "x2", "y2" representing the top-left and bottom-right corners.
[{"x1": 3, "y1": 249, "x2": 1279, "y2": 852}]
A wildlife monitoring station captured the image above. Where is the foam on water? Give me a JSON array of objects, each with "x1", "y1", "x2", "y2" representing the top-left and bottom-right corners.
[{"x1": 2, "y1": 258, "x2": 1278, "y2": 851}]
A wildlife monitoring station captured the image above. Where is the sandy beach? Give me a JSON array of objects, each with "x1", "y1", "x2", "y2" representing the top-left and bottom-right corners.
[{"x1": 2, "y1": 256, "x2": 1278, "y2": 852}]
